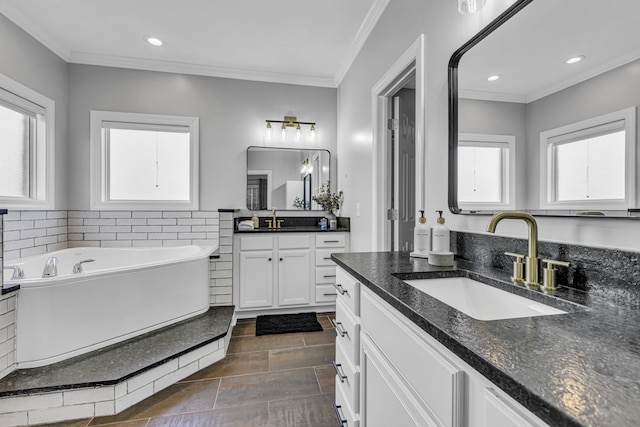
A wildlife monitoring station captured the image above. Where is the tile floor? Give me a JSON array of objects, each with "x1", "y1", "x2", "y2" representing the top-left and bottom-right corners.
[{"x1": 33, "y1": 313, "x2": 337, "y2": 427}]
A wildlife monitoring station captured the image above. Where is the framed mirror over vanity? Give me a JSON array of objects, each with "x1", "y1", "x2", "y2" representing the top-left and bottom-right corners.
[
  {"x1": 448, "y1": 0, "x2": 640, "y2": 219},
  {"x1": 246, "y1": 146, "x2": 330, "y2": 211}
]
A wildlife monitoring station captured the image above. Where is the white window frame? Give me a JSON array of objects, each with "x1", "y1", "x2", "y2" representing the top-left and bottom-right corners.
[
  {"x1": 0, "y1": 73, "x2": 55, "y2": 209},
  {"x1": 90, "y1": 110, "x2": 199, "y2": 210},
  {"x1": 458, "y1": 133, "x2": 516, "y2": 210},
  {"x1": 539, "y1": 107, "x2": 636, "y2": 210}
]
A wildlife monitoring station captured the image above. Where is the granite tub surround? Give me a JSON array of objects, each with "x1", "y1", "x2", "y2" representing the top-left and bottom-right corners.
[
  {"x1": 235, "y1": 215, "x2": 350, "y2": 233},
  {"x1": 331, "y1": 251, "x2": 640, "y2": 427},
  {"x1": 0, "y1": 306, "x2": 234, "y2": 426}
]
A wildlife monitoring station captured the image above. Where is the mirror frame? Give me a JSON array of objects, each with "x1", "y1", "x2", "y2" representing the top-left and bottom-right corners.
[{"x1": 449, "y1": 0, "x2": 537, "y2": 215}]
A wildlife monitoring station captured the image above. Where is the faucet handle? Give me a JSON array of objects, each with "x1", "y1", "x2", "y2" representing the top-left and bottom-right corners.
[
  {"x1": 541, "y1": 259, "x2": 570, "y2": 290},
  {"x1": 504, "y1": 252, "x2": 525, "y2": 282}
]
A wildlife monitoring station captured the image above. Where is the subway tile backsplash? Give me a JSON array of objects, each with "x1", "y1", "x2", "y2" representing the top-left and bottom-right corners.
[{"x1": 3, "y1": 211, "x2": 68, "y2": 261}]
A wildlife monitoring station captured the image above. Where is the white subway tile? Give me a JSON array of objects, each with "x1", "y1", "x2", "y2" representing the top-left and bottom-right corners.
[
  {"x1": 68, "y1": 241, "x2": 100, "y2": 248},
  {"x1": 132, "y1": 240, "x2": 159, "y2": 247},
  {"x1": 219, "y1": 228, "x2": 233, "y2": 238},
  {"x1": 192, "y1": 211, "x2": 219, "y2": 219},
  {"x1": 178, "y1": 232, "x2": 206, "y2": 240},
  {"x1": 198, "y1": 347, "x2": 226, "y2": 370},
  {"x1": 0, "y1": 338, "x2": 15, "y2": 358},
  {"x1": 0, "y1": 299, "x2": 7, "y2": 314},
  {"x1": 0, "y1": 354, "x2": 10, "y2": 375},
  {"x1": 34, "y1": 219, "x2": 58, "y2": 228},
  {"x1": 28, "y1": 402, "x2": 95, "y2": 424},
  {"x1": 132, "y1": 211, "x2": 162, "y2": 218},
  {"x1": 99, "y1": 211, "x2": 132, "y2": 219},
  {"x1": 0, "y1": 312, "x2": 16, "y2": 330},
  {"x1": 162, "y1": 211, "x2": 192, "y2": 218},
  {"x1": 67, "y1": 233, "x2": 84, "y2": 241},
  {"x1": 3, "y1": 231, "x2": 20, "y2": 242},
  {"x1": 3, "y1": 250, "x2": 20, "y2": 261},
  {"x1": 214, "y1": 261, "x2": 232, "y2": 270},
  {"x1": 153, "y1": 361, "x2": 199, "y2": 393},
  {"x1": 191, "y1": 225, "x2": 217, "y2": 233},
  {"x1": 20, "y1": 246, "x2": 47, "y2": 258},
  {"x1": 115, "y1": 383, "x2": 154, "y2": 413},
  {"x1": 205, "y1": 218, "x2": 220, "y2": 226},
  {"x1": 99, "y1": 225, "x2": 131, "y2": 233},
  {"x1": 148, "y1": 233, "x2": 177, "y2": 240},
  {"x1": 161, "y1": 226, "x2": 190, "y2": 232},
  {"x1": 20, "y1": 228, "x2": 47, "y2": 239},
  {"x1": 68, "y1": 218, "x2": 83, "y2": 226},
  {"x1": 100, "y1": 240, "x2": 133, "y2": 248},
  {"x1": 219, "y1": 237, "x2": 232, "y2": 246},
  {"x1": 83, "y1": 233, "x2": 116, "y2": 241},
  {"x1": 116, "y1": 233, "x2": 148, "y2": 240},
  {"x1": 116, "y1": 218, "x2": 148, "y2": 226},
  {"x1": 0, "y1": 392, "x2": 62, "y2": 412},
  {"x1": 177, "y1": 218, "x2": 206, "y2": 226},
  {"x1": 178, "y1": 341, "x2": 219, "y2": 368},
  {"x1": 132, "y1": 225, "x2": 162, "y2": 233},
  {"x1": 84, "y1": 219, "x2": 116, "y2": 226},
  {"x1": 68, "y1": 211, "x2": 99, "y2": 219},
  {"x1": 0, "y1": 411, "x2": 27, "y2": 426},
  {"x1": 47, "y1": 226, "x2": 67, "y2": 236},
  {"x1": 3, "y1": 211, "x2": 20, "y2": 221},
  {"x1": 63, "y1": 386, "x2": 114, "y2": 405},
  {"x1": 68, "y1": 225, "x2": 99, "y2": 233},
  {"x1": 47, "y1": 211, "x2": 68, "y2": 219},
  {"x1": 57, "y1": 219, "x2": 68, "y2": 227},
  {"x1": 94, "y1": 400, "x2": 115, "y2": 417},
  {"x1": 47, "y1": 242, "x2": 68, "y2": 252},
  {"x1": 214, "y1": 295, "x2": 233, "y2": 305},
  {"x1": 4, "y1": 239, "x2": 34, "y2": 251},
  {"x1": 4, "y1": 220, "x2": 34, "y2": 231},
  {"x1": 7, "y1": 297, "x2": 16, "y2": 312},
  {"x1": 20, "y1": 211, "x2": 47, "y2": 220},
  {"x1": 213, "y1": 278, "x2": 232, "y2": 287},
  {"x1": 192, "y1": 239, "x2": 217, "y2": 247},
  {"x1": 147, "y1": 218, "x2": 177, "y2": 226},
  {"x1": 35, "y1": 236, "x2": 58, "y2": 246},
  {"x1": 210, "y1": 270, "x2": 232, "y2": 280},
  {"x1": 127, "y1": 359, "x2": 179, "y2": 392},
  {"x1": 162, "y1": 240, "x2": 188, "y2": 247}
]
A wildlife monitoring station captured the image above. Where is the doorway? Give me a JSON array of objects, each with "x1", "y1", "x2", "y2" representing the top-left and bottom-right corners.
[{"x1": 371, "y1": 35, "x2": 425, "y2": 251}]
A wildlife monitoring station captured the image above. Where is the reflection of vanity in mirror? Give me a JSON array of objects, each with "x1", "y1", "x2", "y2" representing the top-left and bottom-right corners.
[
  {"x1": 246, "y1": 146, "x2": 330, "y2": 211},
  {"x1": 449, "y1": 0, "x2": 640, "y2": 218}
]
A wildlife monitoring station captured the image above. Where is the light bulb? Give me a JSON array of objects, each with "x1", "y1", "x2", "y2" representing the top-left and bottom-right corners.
[
  {"x1": 296, "y1": 124, "x2": 301, "y2": 141},
  {"x1": 265, "y1": 122, "x2": 272, "y2": 140},
  {"x1": 281, "y1": 123, "x2": 287, "y2": 140},
  {"x1": 458, "y1": 0, "x2": 486, "y2": 14},
  {"x1": 309, "y1": 124, "x2": 316, "y2": 140}
]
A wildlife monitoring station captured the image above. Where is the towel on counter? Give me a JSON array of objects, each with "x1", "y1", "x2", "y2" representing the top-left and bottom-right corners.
[{"x1": 237, "y1": 220, "x2": 254, "y2": 231}]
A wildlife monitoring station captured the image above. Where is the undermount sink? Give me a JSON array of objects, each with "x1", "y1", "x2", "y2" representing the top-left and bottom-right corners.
[{"x1": 403, "y1": 277, "x2": 567, "y2": 321}]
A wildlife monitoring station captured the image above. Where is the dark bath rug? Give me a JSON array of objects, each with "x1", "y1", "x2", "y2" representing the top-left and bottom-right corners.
[{"x1": 255, "y1": 312, "x2": 323, "y2": 336}]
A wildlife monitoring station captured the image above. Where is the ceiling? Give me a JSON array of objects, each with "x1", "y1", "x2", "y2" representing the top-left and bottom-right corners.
[
  {"x1": 0, "y1": 0, "x2": 387, "y2": 88},
  {"x1": 459, "y1": 0, "x2": 640, "y2": 103}
]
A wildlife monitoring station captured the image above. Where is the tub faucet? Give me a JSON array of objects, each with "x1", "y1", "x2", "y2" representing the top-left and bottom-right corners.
[
  {"x1": 4, "y1": 265, "x2": 25, "y2": 280},
  {"x1": 42, "y1": 257, "x2": 58, "y2": 278},
  {"x1": 486, "y1": 211, "x2": 540, "y2": 286},
  {"x1": 72, "y1": 259, "x2": 95, "y2": 274}
]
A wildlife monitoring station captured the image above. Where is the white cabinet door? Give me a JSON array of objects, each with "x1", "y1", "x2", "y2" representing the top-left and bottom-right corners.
[
  {"x1": 278, "y1": 249, "x2": 311, "y2": 306},
  {"x1": 239, "y1": 250, "x2": 273, "y2": 308},
  {"x1": 361, "y1": 335, "x2": 436, "y2": 427}
]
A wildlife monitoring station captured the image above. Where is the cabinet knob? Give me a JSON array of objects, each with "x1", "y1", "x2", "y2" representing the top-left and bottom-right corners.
[
  {"x1": 279, "y1": 257, "x2": 283, "y2": 261},
  {"x1": 268, "y1": 257, "x2": 272, "y2": 261}
]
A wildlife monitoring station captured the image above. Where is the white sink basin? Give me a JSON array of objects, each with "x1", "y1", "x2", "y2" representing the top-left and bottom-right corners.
[{"x1": 403, "y1": 277, "x2": 567, "y2": 321}]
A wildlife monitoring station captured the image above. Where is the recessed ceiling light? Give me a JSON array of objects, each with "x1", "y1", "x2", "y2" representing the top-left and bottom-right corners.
[
  {"x1": 487, "y1": 75, "x2": 501, "y2": 82},
  {"x1": 566, "y1": 55, "x2": 585, "y2": 64},
  {"x1": 144, "y1": 36, "x2": 164, "y2": 47}
]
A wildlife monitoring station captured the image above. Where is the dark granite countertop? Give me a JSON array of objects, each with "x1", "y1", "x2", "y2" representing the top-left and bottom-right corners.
[
  {"x1": 236, "y1": 226, "x2": 350, "y2": 233},
  {"x1": 332, "y1": 251, "x2": 640, "y2": 427},
  {"x1": 0, "y1": 209, "x2": 7, "y2": 215}
]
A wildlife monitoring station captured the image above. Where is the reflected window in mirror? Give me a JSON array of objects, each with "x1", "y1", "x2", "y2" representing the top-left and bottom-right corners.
[
  {"x1": 458, "y1": 133, "x2": 515, "y2": 210},
  {"x1": 540, "y1": 107, "x2": 636, "y2": 210}
]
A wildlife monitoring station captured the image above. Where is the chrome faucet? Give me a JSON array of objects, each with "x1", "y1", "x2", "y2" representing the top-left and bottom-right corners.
[
  {"x1": 4, "y1": 265, "x2": 25, "y2": 280},
  {"x1": 72, "y1": 259, "x2": 95, "y2": 274},
  {"x1": 42, "y1": 256, "x2": 58, "y2": 278},
  {"x1": 486, "y1": 211, "x2": 540, "y2": 286}
]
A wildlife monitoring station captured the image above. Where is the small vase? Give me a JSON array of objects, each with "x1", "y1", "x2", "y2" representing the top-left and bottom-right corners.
[{"x1": 326, "y1": 211, "x2": 337, "y2": 229}]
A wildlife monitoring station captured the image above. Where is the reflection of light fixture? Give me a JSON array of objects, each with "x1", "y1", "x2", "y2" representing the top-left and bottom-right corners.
[
  {"x1": 144, "y1": 36, "x2": 164, "y2": 46},
  {"x1": 265, "y1": 116, "x2": 317, "y2": 142},
  {"x1": 487, "y1": 74, "x2": 501, "y2": 81},
  {"x1": 300, "y1": 159, "x2": 313, "y2": 175},
  {"x1": 458, "y1": 0, "x2": 486, "y2": 14},
  {"x1": 566, "y1": 55, "x2": 585, "y2": 64}
]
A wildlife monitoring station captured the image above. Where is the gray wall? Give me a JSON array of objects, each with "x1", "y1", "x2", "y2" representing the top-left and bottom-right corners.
[
  {"x1": 68, "y1": 64, "x2": 337, "y2": 211},
  {"x1": 0, "y1": 14, "x2": 68, "y2": 209}
]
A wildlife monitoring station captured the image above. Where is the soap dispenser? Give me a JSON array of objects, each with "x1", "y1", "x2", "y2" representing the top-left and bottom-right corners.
[
  {"x1": 251, "y1": 212, "x2": 259, "y2": 229},
  {"x1": 410, "y1": 210, "x2": 430, "y2": 258},
  {"x1": 431, "y1": 210, "x2": 450, "y2": 252}
]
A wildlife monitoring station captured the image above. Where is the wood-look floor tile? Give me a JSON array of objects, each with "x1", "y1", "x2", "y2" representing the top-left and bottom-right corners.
[
  {"x1": 227, "y1": 334, "x2": 305, "y2": 354},
  {"x1": 314, "y1": 365, "x2": 336, "y2": 395},
  {"x1": 38, "y1": 419, "x2": 92, "y2": 427},
  {"x1": 215, "y1": 368, "x2": 320, "y2": 409},
  {"x1": 267, "y1": 394, "x2": 337, "y2": 427},
  {"x1": 146, "y1": 403, "x2": 269, "y2": 427},
  {"x1": 89, "y1": 420, "x2": 149, "y2": 427},
  {"x1": 181, "y1": 351, "x2": 269, "y2": 381},
  {"x1": 316, "y1": 316, "x2": 334, "y2": 330},
  {"x1": 269, "y1": 344, "x2": 335, "y2": 372},
  {"x1": 303, "y1": 329, "x2": 337, "y2": 346},
  {"x1": 90, "y1": 379, "x2": 220, "y2": 425},
  {"x1": 232, "y1": 321, "x2": 256, "y2": 337}
]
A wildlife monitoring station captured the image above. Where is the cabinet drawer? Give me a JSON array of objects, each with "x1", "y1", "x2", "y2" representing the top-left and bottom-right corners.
[
  {"x1": 335, "y1": 374, "x2": 360, "y2": 427},
  {"x1": 278, "y1": 235, "x2": 311, "y2": 249},
  {"x1": 316, "y1": 284, "x2": 338, "y2": 303},
  {"x1": 316, "y1": 266, "x2": 337, "y2": 285},
  {"x1": 239, "y1": 235, "x2": 273, "y2": 251},
  {"x1": 316, "y1": 234, "x2": 346, "y2": 248},
  {"x1": 335, "y1": 340, "x2": 360, "y2": 412},
  {"x1": 361, "y1": 289, "x2": 464, "y2": 427},
  {"x1": 316, "y1": 248, "x2": 345, "y2": 266},
  {"x1": 335, "y1": 268, "x2": 360, "y2": 316},
  {"x1": 335, "y1": 298, "x2": 360, "y2": 366}
]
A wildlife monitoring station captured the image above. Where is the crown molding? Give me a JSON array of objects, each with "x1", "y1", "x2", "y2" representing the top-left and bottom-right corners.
[
  {"x1": 0, "y1": 3, "x2": 70, "y2": 60},
  {"x1": 458, "y1": 89, "x2": 527, "y2": 103},
  {"x1": 68, "y1": 52, "x2": 337, "y2": 88},
  {"x1": 334, "y1": 0, "x2": 391, "y2": 86}
]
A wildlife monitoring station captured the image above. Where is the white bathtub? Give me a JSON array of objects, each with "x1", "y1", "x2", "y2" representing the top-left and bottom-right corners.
[{"x1": 5, "y1": 245, "x2": 216, "y2": 369}]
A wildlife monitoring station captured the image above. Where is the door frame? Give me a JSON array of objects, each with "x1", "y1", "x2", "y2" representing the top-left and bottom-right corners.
[{"x1": 371, "y1": 35, "x2": 426, "y2": 251}]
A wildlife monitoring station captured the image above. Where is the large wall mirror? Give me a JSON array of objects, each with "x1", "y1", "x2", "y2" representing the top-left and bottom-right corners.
[
  {"x1": 449, "y1": 0, "x2": 640, "y2": 218},
  {"x1": 246, "y1": 146, "x2": 330, "y2": 211}
]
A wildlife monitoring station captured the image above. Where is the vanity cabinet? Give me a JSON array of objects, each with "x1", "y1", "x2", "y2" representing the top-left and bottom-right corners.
[
  {"x1": 234, "y1": 232, "x2": 349, "y2": 315},
  {"x1": 335, "y1": 267, "x2": 549, "y2": 427}
]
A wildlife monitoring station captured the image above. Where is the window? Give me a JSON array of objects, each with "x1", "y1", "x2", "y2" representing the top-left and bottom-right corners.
[
  {"x1": 458, "y1": 133, "x2": 515, "y2": 210},
  {"x1": 540, "y1": 107, "x2": 636, "y2": 210},
  {"x1": 90, "y1": 111, "x2": 199, "y2": 210},
  {"x1": 0, "y1": 74, "x2": 55, "y2": 209}
]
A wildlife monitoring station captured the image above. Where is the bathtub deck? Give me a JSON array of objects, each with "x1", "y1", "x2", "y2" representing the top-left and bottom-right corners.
[{"x1": 0, "y1": 306, "x2": 234, "y2": 397}]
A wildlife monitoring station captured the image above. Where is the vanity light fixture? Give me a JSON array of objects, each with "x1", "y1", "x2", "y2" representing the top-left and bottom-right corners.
[
  {"x1": 458, "y1": 0, "x2": 486, "y2": 14},
  {"x1": 264, "y1": 116, "x2": 317, "y2": 142},
  {"x1": 144, "y1": 36, "x2": 164, "y2": 47},
  {"x1": 566, "y1": 55, "x2": 585, "y2": 64},
  {"x1": 487, "y1": 74, "x2": 501, "y2": 81}
]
